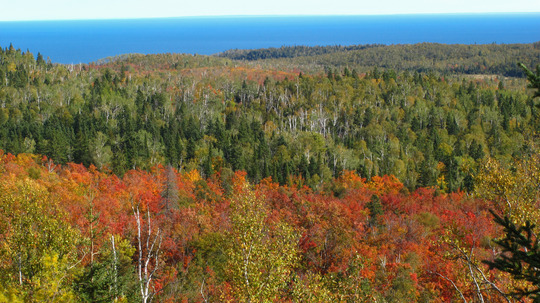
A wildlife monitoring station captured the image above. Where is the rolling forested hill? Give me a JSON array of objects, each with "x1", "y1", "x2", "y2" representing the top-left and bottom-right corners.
[
  {"x1": 1, "y1": 43, "x2": 539, "y2": 190},
  {"x1": 0, "y1": 42, "x2": 540, "y2": 302},
  {"x1": 218, "y1": 42, "x2": 540, "y2": 76}
]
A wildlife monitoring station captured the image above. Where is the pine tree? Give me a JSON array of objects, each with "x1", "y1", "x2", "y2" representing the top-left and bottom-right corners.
[
  {"x1": 366, "y1": 194, "x2": 383, "y2": 228},
  {"x1": 484, "y1": 211, "x2": 540, "y2": 301},
  {"x1": 519, "y1": 63, "x2": 540, "y2": 100}
]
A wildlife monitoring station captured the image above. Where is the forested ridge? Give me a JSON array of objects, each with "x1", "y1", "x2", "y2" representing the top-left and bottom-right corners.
[
  {"x1": 0, "y1": 42, "x2": 540, "y2": 302},
  {"x1": 219, "y1": 42, "x2": 540, "y2": 77},
  {"x1": 1, "y1": 43, "x2": 539, "y2": 191}
]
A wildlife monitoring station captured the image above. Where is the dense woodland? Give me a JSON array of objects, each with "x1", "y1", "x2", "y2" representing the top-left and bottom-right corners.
[
  {"x1": 219, "y1": 42, "x2": 540, "y2": 77},
  {"x1": 0, "y1": 42, "x2": 540, "y2": 302},
  {"x1": 1, "y1": 43, "x2": 540, "y2": 191}
]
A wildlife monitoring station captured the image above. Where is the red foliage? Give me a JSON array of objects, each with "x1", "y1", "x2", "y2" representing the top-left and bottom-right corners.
[{"x1": 0, "y1": 155, "x2": 508, "y2": 301}]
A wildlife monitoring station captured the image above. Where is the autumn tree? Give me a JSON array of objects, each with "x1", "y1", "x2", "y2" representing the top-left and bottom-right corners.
[
  {"x1": 225, "y1": 176, "x2": 299, "y2": 302},
  {"x1": 475, "y1": 153, "x2": 540, "y2": 227},
  {"x1": 478, "y1": 64, "x2": 540, "y2": 302},
  {"x1": 131, "y1": 196, "x2": 163, "y2": 303},
  {"x1": 0, "y1": 177, "x2": 81, "y2": 301}
]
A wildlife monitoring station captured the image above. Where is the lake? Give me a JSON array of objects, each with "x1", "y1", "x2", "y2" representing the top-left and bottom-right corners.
[{"x1": 1, "y1": 14, "x2": 539, "y2": 64}]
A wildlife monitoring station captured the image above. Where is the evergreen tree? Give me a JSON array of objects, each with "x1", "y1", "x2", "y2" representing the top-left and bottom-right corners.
[
  {"x1": 484, "y1": 211, "x2": 540, "y2": 301},
  {"x1": 366, "y1": 194, "x2": 383, "y2": 228},
  {"x1": 519, "y1": 63, "x2": 540, "y2": 100}
]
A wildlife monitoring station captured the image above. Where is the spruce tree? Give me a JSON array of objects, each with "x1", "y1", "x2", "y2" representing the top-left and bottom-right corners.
[
  {"x1": 519, "y1": 63, "x2": 540, "y2": 100},
  {"x1": 484, "y1": 212, "x2": 540, "y2": 301}
]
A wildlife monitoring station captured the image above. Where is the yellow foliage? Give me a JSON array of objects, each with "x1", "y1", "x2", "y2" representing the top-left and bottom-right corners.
[
  {"x1": 185, "y1": 169, "x2": 201, "y2": 182},
  {"x1": 475, "y1": 152, "x2": 540, "y2": 226},
  {"x1": 436, "y1": 175, "x2": 448, "y2": 193},
  {"x1": 291, "y1": 272, "x2": 335, "y2": 302},
  {"x1": 0, "y1": 287, "x2": 24, "y2": 303},
  {"x1": 226, "y1": 183, "x2": 299, "y2": 302},
  {"x1": 7, "y1": 63, "x2": 16, "y2": 73},
  {"x1": 0, "y1": 178, "x2": 81, "y2": 298},
  {"x1": 31, "y1": 253, "x2": 77, "y2": 303}
]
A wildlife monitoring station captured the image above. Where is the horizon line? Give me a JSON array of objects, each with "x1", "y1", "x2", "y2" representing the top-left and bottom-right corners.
[{"x1": 2, "y1": 11, "x2": 540, "y2": 22}]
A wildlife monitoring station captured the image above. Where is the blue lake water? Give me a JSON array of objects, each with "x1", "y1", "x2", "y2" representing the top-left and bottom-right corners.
[{"x1": 0, "y1": 14, "x2": 539, "y2": 64}]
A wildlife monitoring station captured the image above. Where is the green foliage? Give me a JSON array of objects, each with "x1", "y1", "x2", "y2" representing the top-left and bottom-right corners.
[
  {"x1": 0, "y1": 43, "x2": 539, "y2": 301},
  {"x1": 0, "y1": 44, "x2": 538, "y2": 190},
  {"x1": 74, "y1": 237, "x2": 137, "y2": 303},
  {"x1": 480, "y1": 69, "x2": 540, "y2": 301},
  {"x1": 385, "y1": 265, "x2": 418, "y2": 302},
  {"x1": 0, "y1": 140, "x2": 526, "y2": 302},
  {"x1": 519, "y1": 63, "x2": 540, "y2": 99},
  {"x1": 485, "y1": 211, "x2": 540, "y2": 301},
  {"x1": 367, "y1": 194, "x2": 383, "y2": 227},
  {"x1": 220, "y1": 43, "x2": 540, "y2": 77}
]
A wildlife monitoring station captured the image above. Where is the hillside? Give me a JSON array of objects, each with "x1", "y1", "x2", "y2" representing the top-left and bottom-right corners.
[
  {"x1": 0, "y1": 42, "x2": 540, "y2": 301},
  {"x1": 218, "y1": 42, "x2": 540, "y2": 76},
  {"x1": 1, "y1": 44, "x2": 539, "y2": 191},
  {"x1": 1, "y1": 150, "x2": 536, "y2": 302}
]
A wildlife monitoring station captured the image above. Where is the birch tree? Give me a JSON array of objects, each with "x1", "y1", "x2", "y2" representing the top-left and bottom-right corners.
[
  {"x1": 226, "y1": 180, "x2": 298, "y2": 302},
  {"x1": 132, "y1": 204, "x2": 162, "y2": 303}
]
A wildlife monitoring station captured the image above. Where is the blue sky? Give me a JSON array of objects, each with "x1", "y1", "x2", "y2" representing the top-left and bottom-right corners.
[{"x1": 2, "y1": 0, "x2": 540, "y2": 21}]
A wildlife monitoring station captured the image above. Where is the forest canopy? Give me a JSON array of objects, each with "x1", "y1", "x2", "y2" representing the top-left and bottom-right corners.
[
  {"x1": 218, "y1": 42, "x2": 540, "y2": 77},
  {"x1": 0, "y1": 42, "x2": 539, "y2": 191},
  {"x1": 0, "y1": 42, "x2": 539, "y2": 302}
]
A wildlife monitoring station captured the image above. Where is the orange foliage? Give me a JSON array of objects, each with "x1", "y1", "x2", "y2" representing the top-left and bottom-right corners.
[
  {"x1": 367, "y1": 174, "x2": 404, "y2": 195},
  {"x1": 0, "y1": 153, "x2": 509, "y2": 301}
]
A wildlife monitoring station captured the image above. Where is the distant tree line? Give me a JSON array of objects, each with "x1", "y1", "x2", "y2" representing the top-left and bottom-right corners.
[
  {"x1": 217, "y1": 44, "x2": 380, "y2": 60},
  {"x1": 218, "y1": 42, "x2": 540, "y2": 77}
]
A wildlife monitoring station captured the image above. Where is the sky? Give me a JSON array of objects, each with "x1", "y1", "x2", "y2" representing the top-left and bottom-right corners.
[{"x1": 2, "y1": 0, "x2": 540, "y2": 21}]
